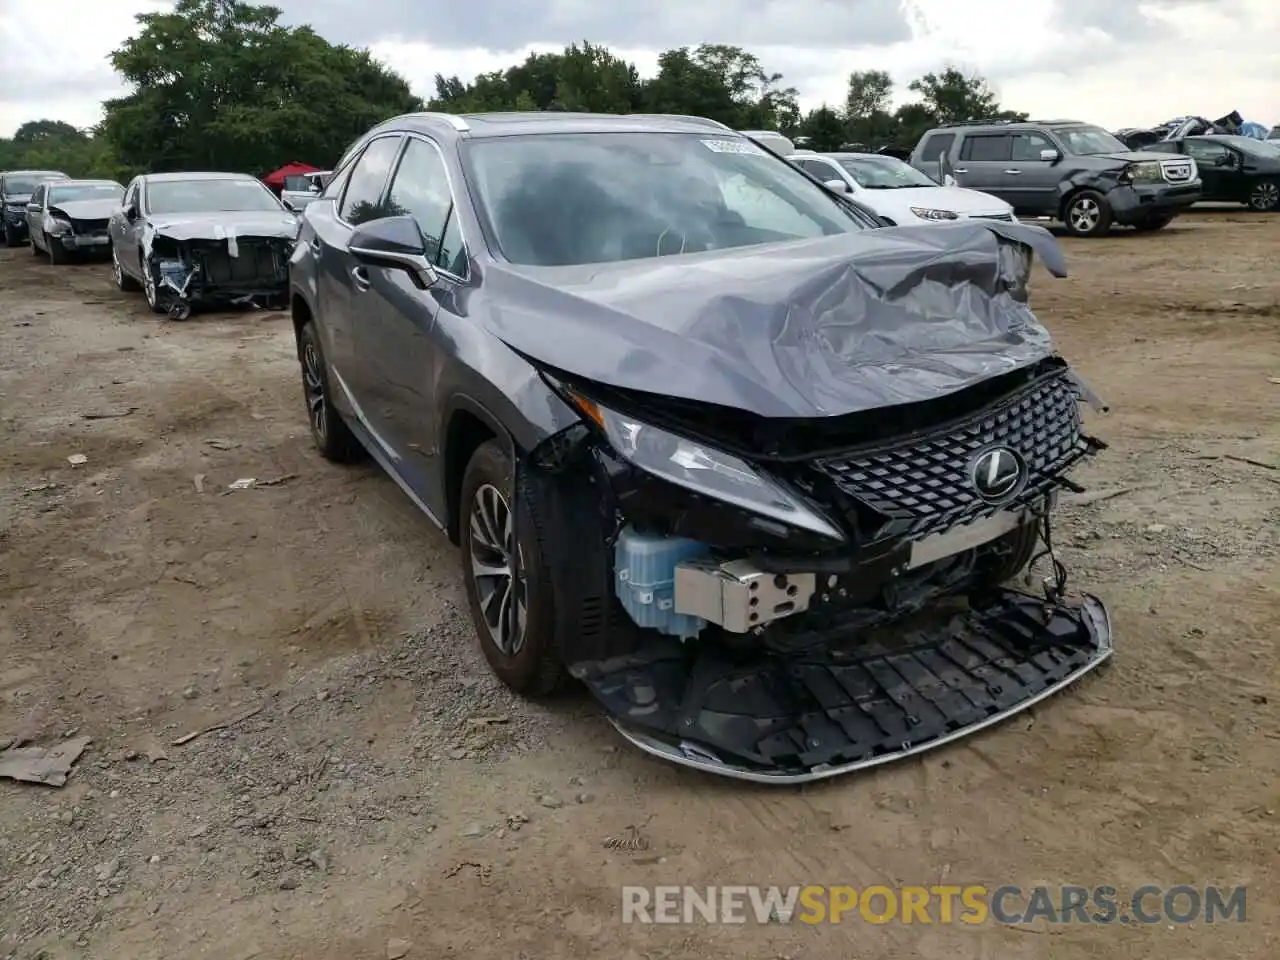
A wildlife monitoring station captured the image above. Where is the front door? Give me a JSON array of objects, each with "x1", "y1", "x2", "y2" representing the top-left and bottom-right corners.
[
  {"x1": 108, "y1": 179, "x2": 143, "y2": 276},
  {"x1": 1004, "y1": 131, "x2": 1064, "y2": 214},
  {"x1": 312, "y1": 134, "x2": 404, "y2": 441},
  {"x1": 355, "y1": 134, "x2": 468, "y2": 512},
  {"x1": 1181, "y1": 139, "x2": 1235, "y2": 200}
]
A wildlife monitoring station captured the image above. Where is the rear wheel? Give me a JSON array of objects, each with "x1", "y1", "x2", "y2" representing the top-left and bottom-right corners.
[
  {"x1": 459, "y1": 440, "x2": 563, "y2": 696},
  {"x1": 1248, "y1": 179, "x2": 1279, "y2": 212},
  {"x1": 297, "y1": 320, "x2": 364, "y2": 462},
  {"x1": 1062, "y1": 190, "x2": 1112, "y2": 237}
]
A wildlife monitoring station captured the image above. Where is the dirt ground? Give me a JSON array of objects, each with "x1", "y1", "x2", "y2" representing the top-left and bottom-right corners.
[{"x1": 1, "y1": 213, "x2": 1277, "y2": 960}]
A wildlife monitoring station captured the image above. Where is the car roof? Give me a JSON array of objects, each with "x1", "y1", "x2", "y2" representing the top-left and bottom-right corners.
[
  {"x1": 142, "y1": 171, "x2": 260, "y2": 182},
  {"x1": 2, "y1": 169, "x2": 68, "y2": 177},
  {"x1": 48, "y1": 179, "x2": 122, "y2": 187},
  {"x1": 373, "y1": 110, "x2": 738, "y2": 140},
  {"x1": 822, "y1": 152, "x2": 899, "y2": 161}
]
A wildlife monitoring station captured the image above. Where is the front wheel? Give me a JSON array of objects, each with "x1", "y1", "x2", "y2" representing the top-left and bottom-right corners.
[
  {"x1": 459, "y1": 440, "x2": 563, "y2": 696},
  {"x1": 48, "y1": 237, "x2": 70, "y2": 264},
  {"x1": 1063, "y1": 190, "x2": 1112, "y2": 237},
  {"x1": 140, "y1": 253, "x2": 167, "y2": 314},
  {"x1": 111, "y1": 244, "x2": 140, "y2": 291},
  {"x1": 1248, "y1": 180, "x2": 1279, "y2": 212}
]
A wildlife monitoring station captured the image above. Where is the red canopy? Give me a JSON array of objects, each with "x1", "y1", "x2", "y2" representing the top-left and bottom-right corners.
[{"x1": 262, "y1": 161, "x2": 321, "y2": 189}]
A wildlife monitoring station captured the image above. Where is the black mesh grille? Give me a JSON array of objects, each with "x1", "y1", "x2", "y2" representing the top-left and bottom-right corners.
[
  {"x1": 199, "y1": 242, "x2": 285, "y2": 284},
  {"x1": 813, "y1": 373, "x2": 1086, "y2": 539},
  {"x1": 70, "y1": 218, "x2": 108, "y2": 236}
]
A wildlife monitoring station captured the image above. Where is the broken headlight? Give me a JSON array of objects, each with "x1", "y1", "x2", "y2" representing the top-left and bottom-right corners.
[
  {"x1": 1124, "y1": 161, "x2": 1164, "y2": 184},
  {"x1": 568, "y1": 394, "x2": 845, "y2": 541},
  {"x1": 45, "y1": 216, "x2": 73, "y2": 236}
]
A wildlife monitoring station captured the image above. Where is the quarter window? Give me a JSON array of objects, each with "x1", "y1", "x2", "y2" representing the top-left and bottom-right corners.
[{"x1": 339, "y1": 136, "x2": 403, "y2": 225}]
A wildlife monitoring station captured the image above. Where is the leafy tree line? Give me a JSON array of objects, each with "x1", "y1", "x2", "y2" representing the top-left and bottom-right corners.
[{"x1": 0, "y1": 0, "x2": 1026, "y2": 183}]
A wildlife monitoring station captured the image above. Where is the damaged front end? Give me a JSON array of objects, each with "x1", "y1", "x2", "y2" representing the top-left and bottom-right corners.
[
  {"x1": 520, "y1": 361, "x2": 1112, "y2": 782},
  {"x1": 144, "y1": 226, "x2": 293, "y2": 319}
]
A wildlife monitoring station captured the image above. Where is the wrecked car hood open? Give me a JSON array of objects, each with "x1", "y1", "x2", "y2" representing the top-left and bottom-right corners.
[
  {"x1": 48, "y1": 199, "x2": 121, "y2": 220},
  {"x1": 482, "y1": 220, "x2": 1067, "y2": 419}
]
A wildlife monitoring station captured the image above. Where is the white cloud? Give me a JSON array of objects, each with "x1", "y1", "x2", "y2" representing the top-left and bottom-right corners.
[{"x1": 1, "y1": 0, "x2": 1277, "y2": 139}]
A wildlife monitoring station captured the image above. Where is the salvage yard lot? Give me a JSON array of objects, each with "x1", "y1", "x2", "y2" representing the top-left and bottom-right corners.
[{"x1": 1, "y1": 214, "x2": 1277, "y2": 960}]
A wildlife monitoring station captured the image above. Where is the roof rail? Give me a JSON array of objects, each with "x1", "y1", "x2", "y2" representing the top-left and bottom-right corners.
[
  {"x1": 937, "y1": 118, "x2": 1021, "y2": 128},
  {"x1": 1029, "y1": 118, "x2": 1083, "y2": 125},
  {"x1": 408, "y1": 111, "x2": 470, "y2": 132},
  {"x1": 628, "y1": 113, "x2": 732, "y2": 130}
]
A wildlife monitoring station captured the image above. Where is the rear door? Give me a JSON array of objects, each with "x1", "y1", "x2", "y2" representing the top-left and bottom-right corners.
[
  {"x1": 311, "y1": 134, "x2": 404, "y2": 439},
  {"x1": 953, "y1": 133, "x2": 1014, "y2": 200},
  {"x1": 356, "y1": 135, "x2": 468, "y2": 509}
]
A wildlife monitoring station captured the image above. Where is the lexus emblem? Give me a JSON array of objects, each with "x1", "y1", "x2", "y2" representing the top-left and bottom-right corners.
[{"x1": 972, "y1": 447, "x2": 1025, "y2": 501}]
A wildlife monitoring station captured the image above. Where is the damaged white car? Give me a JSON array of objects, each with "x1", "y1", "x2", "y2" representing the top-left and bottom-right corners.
[{"x1": 108, "y1": 172, "x2": 298, "y2": 320}]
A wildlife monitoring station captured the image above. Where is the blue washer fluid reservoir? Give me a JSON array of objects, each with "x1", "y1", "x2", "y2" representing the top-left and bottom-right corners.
[{"x1": 614, "y1": 526, "x2": 711, "y2": 639}]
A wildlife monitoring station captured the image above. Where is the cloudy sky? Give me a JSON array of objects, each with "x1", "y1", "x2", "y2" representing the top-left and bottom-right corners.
[{"x1": 1, "y1": 0, "x2": 1276, "y2": 138}]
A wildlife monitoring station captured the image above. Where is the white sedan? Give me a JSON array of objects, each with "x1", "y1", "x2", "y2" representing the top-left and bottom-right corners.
[{"x1": 792, "y1": 151, "x2": 1016, "y2": 225}]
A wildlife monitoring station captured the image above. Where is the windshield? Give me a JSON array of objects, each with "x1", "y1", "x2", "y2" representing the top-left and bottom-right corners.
[
  {"x1": 1053, "y1": 126, "x2": 1130, "y2": 156},
  {"x1": 48, "y1": 183, "x2": 124, "y2": 204},
  {"x1": 464, "y1": 132, "x2": 868, "y2": 267},
  {"x1": 836, "y1": 156, "x2": 938, "y2": 189},
  {"x1": 146, "y1": 178, "x2": 283, "y2": 215},
  {"x1": 4, "y1": 174, "x2": 64, "y2": 196}
]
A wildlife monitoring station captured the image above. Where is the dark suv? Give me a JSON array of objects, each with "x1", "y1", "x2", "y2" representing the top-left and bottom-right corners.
[
  {"x1": 288, "y1": 111, "x2": 1113, "y2": 782},
  {"x1": 909, "y1": 120, "x2": 1201, "y2": 236},
  {"x1": 1, "y1": 169, "x2": 69, "y2": 245}
]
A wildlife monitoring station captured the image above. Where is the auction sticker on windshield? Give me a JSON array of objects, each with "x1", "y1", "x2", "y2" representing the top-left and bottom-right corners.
[{"x1": 700, "y1": 138, "x2": 767, "y2": 155}]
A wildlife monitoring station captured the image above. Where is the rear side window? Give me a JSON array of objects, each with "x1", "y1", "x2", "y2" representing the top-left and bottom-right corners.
[
  {"x1": 918, "y1": 133, "x2": 955, "y2": 161},
  {"x1": 961, "y1": 134, "x2": 1012, "y2": 162},
  {"x1": 339, "y1": 136, "x2": 403, "y2": 225}
]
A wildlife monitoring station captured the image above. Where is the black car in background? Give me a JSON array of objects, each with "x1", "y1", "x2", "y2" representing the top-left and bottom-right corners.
[
  {"x1": 286, "y1": 110, "x2": 1113, "y2": 783},
  {"x1": 1148, "y1": 135, "x2": 1280, "y2": 211},
  {"x1": 108, "y1": 172, "x2": 299, "y2": 318},
  {"x1": 0, "y1": 169, "x2": 69, "y2": 245},
  {"x1": 26, "y1": 179, "x2": 124, "y2": 263}
]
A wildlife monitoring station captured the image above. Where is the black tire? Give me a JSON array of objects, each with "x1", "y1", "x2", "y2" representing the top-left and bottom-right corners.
[
  {"x1": 111, "y1": 244, "x2": 141, "y2": 291},
  {"x1": 977, "y1": 521, "x2": 1041, "y2": 587},
  {"x1": 140, "y1": 251, "x2": 167, "y2": 314},
  {"x1": 3, "y1": 223, "x2": 19, "y2": 247},
  {"x1": 32, "y1": 232, "x2": 43, "y2": 256},
  {"x1": 1247, "y1": 179, "x2": 1280, "y2": 212},
  {"x1": 459, "y1": 439, "x2": 563, "y2": 696},
  {"x1": 297, "y1": 320, "x2": 364, "y2": 463},
  {"x1": 48, "y1": 237, "x2": 69, "y2": 264},
  {"x1": 1062, "y1": 190, "x2": 1112, "y2": 237},
  {"x1": 1134, "y1": 215, "x2": 1173, "y2": 232}
]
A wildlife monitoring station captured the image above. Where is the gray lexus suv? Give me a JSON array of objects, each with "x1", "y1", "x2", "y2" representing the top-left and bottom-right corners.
[
  {"x1": 287, "y1": 110, "x2": 1114, "y2": 783},
  {"x1": 909, "y1": 120, "x2": 1202, "y2": 236}
]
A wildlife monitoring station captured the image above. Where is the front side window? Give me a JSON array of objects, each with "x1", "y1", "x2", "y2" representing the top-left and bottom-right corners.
[
  {"x1": 1183, "y1": 139, "x2": 1230, "y2": 164},
  {"x1": 1010, "y1": 132, "x2": 1053, "y2": 161},
  {"x1": 1053, "y1": 126, "x2": 1129, "y2": 156},
  {"x1": 146, "y1": 178, "x2": 283, "y2": 215},
  {"x1": 464, "y1": 132, "x2": 868, "y2": 267},
  {"x1": 340, "y1": 136, "x2": 403, "y2": 225},
  {"x1": 385, "y1": 137, "x2": 462, "y2": 273}
]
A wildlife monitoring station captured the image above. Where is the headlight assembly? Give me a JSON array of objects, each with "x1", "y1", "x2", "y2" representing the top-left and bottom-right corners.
[
  {"x1": 566, "y1": 392, "x2": 846, "y2": 541},
  {"x1": 45, "y1": 216, "x2": 73, "y2": 235},
  {"x1": 909, "y1": 207, "x2": 959, "y2": 221},
  {"x1": 1124, "y1": 161, "x2": 1164, "y2": 184}
]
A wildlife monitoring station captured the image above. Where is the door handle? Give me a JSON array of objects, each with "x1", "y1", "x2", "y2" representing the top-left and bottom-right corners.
[
  {"x1": 1003, "y1": 169, "x2": 1023, "y2": 175},
  {"x1": 952, "y1": 167, "x2": 968, "y2": 174},
  {"x1": 351, "y1": 266, "x2": 371, "y2": 291}
]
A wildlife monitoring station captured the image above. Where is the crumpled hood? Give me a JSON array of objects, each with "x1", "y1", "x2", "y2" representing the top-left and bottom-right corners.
[
  {"x1": 860, "y1": 185, "x2": 1011, "y2": 217},
  {"x1": 146, "y1": 210, "x2": 298, "y2": 241},
  {"x1": 481, "y1": 219, "x2": 1066, "y2": 419},
  {"x1": 47, "y1": 198, "x2": 120, "y2": 220}
]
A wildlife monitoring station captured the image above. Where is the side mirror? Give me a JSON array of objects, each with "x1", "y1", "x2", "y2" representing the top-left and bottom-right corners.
[
  {"x1": 823, "y1": 178, "x2": 852, "y2": 194},
  {"x1": 1039, "y1": 148, "x2": 1060, "y2": 162},
  {"x1": 124, "y1": 203, "x2": 138, "y2": 221},
  {"x1": 308, "y1": 183, "x2": 321, "y2": 193},
  {"x1": 943, "y1": 174, "x2": 958, "y2": 187},
  {"x1": 348, "y1": 215, "x2": 437, "y2": 289}
]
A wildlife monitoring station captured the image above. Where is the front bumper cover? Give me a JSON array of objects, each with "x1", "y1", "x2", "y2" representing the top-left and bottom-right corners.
[
  {"x1": 574, "y1": 588, "x2": 1112, "y2": 784},
  {"x1": 1109, "y1": 181, "x2": 1202, "y2": 223}
]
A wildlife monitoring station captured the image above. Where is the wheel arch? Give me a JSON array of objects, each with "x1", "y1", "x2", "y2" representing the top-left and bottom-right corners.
[{"x1": 442, "y1": 395, "x2": 515, "y2": 544}]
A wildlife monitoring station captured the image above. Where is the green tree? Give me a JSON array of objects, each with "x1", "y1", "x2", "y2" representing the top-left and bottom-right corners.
[
  {"x1": 906, "y1": 67, "x2": 1027, "y2": 126},
  {"x1": 796, "y1": 106, "x2": 847, "y2": 152},
  {"x1": 100, "y1": 0, "x2": 421, "y2": 175}
]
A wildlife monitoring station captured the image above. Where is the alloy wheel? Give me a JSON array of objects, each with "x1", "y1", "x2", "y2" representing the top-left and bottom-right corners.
[
  {"x1": 1249, "y1": 181, "x2": 1279, "y2": 211},
  {"x1": 468, "y1": 482, "x2": 527, "y2": 656},
  {"x1": 1069, "y1": 197, "x2": 1100, "y2": 233},
  {"x1": 302, "y1": 341, "x2": 327, "y2": 440},
  {"x1": 111, "y1": 248, "x2": 124, "y2": 287},
  {"x1": 143, "y1": 266, "x2": 157, "y2": 308}
]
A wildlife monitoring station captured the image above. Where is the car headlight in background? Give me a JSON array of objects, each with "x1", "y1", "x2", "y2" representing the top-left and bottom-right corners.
[
  {"x1": 567, "y1": 393, "x2": 846, "y2": 541},
  {"x1": 1124, "y1": 161, "x2": 1164, "y2": 184},
  {"x1": 910, "y1": 207, "x2": 960, "y2": 221}
]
